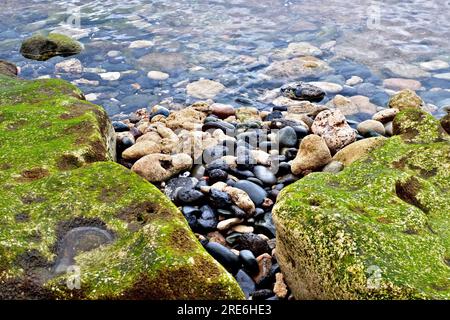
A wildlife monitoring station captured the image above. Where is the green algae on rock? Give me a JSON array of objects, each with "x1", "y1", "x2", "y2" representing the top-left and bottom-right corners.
[
  {"x1": 273, "y1": 109, "x2": 450, "y2": 299},
  {"x1": 20, "y1": 33, "x2": 83, "y2": 61},
  {"x1": 0, "y1": 66, "x2": 244, "y2": 300}
]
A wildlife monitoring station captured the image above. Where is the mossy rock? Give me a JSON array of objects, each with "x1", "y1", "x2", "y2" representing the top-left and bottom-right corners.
[
  {"x1": 0, "y1": 69, "x2": 244, "y2": 299},
  {"x1": 0, "y1": 74, "x2": 116, "y2": 181},
  {"x1": 0, "y1": 162, "x2": 243, "y2": 299},
  {"x1": 20, "y1": 33, "x2": 83, "y2": 61},
  {"x1": 273, "y1": 109, "x2": 450, "y2": 299}
]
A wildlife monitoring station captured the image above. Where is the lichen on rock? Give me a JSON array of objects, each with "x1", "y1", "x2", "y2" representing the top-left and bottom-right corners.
[{"x1": 273, "y1": 109, "x2": 450, "y2": 299}]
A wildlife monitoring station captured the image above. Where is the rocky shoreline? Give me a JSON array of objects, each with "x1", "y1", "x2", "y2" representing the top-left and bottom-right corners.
[
  {"x1": 111, "y1": 79, "x2": 449, "y2": 299},
  {"x1": 1, "y1": 29, "x2": 449, "y2": 300}
]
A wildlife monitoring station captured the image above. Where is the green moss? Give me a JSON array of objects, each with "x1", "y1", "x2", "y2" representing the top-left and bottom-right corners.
[
  {"x1": 0, "y1": 73, "x2": 244, "y2": 300},
  {"x1": 273, "y1": 110, "x2": 450, "y2": 300}
]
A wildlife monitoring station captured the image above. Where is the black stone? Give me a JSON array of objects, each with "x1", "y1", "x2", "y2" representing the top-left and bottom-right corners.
[
  {"x1": 235, "y1": 270, "x2": 256, "y2": 299},
  {"x1": 112, "y1": 121, "x2": 129, "y2": 132},
  {"x1": 197, "y1": 205, "x2": 218, "y2": 231},
  {"x1": 204, "y1": 242, "x2": 240, "y2": 275},
  {"x1": 253, "y1": 165, "x2": 277, "y2": 185},
  {"x1": 230, "y1": 205, "x2": 247, "y2": 219},
  {"x1": 278, "y1": 126, "x2": 298, "y2": 147},
  {"x1": 202, "y1": 121, "x2": 235, "y2": 134},
  {"x1": 208, "y1": 169, "x2": 228, "y2": 184},
  {"x1": 255, "y1": 212, "x2": 276, "y2": 238},
  {"x1": 252, "y1": 289, "x2": 275, "y2": 300},
  {"x1": 209, "y1": 189, "x2": 232, "y2": 208},
  {"x1": 234, "y1": 180, "x2": 268, "y2": 206},
  {"x1": 239, "y1": 250, "x2": 259, "y2": 275},
  {"x1": 265, "y1": 111, "x2": 283, "y2": 121},
  {"x1": 176, "y1": 188, "x2": 205, "y2": 205},
  {"x1": 281, "y1": 82, "x2": 325, "y2": 102},
  {"x1": 235, "y1": 233, "x2": 271, "y2": 257}
]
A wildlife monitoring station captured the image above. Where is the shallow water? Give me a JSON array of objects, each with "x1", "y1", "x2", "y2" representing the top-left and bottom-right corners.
[{"x1": 0, "y1": 0, "x2": 449, "y2": 116}]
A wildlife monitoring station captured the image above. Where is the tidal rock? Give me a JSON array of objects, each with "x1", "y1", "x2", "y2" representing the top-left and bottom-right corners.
[
  {"x1": 388, "y1": 89, "x2": 423, "y2": 111},
  {"x1": 357, "y1": 120, "x2": 386, "y2": 136},
  {"x1": 311, "y1": 110, "x2": 356, "y2": 153},
  {"x1": 205, "y1": 242, "x2": 240, "y2": 275},
  {"x1": 186, "y1": 79, "x2": 225, "y2": 99},
  {"x1": 20, "y1": 33, "x2": 83, "y2": 61},
  {"x1": 280, "y1": 82, "x2": 325, "y2": 102},
  {"x1": 131, "y1": 153, "x2": 193, "y2": 182},
  {"x1": 291, "y1": 134, "x2": 331, "y2": 175},
  {"x1": 121, "y1": 140, "x2": 161, "y2": 160},
  {"x1": 234, "y1": 181, "x2": 268, "y2": 207},
  {"x1": 332, "y1": 137, "x2": 386, "y2": 166}
]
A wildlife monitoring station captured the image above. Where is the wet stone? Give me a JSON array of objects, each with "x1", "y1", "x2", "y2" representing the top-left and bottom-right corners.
[
  {"x1": 112, "y1": 121, "x2": 129, "y2": 132},
  {"x1": 239, "y1": 250, "x2": 259, "y2": 276},
  {"x1": 54, "y1": 227, "x2": 114, "y2": 274},
  {"x1": 204, "y1": 242, "x2": 240, "y2": 275},
  {"x1": 235, "y1": 270, "x2": 256, "y2": 299},
  {"x1": 235, "y1": 233, "x2": 271, "y2": 257},
  {"x1": 209, "y1": 189, "x2": 232, "y2": 208},
  {"x1": 234, "y1": 180, "x2": 268, "y2": 206}
]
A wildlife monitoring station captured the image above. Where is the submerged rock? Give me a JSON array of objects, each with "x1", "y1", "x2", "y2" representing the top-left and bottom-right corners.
[
  {"x1": 20, "y1": 33, "x2": 83, "y2": 61},
  {"x1": 280, "y1": 82, "x2": 325, "y2": 102},
  {"x1": 274, "y1": 109, "x2": 450, "y2": 299},
  {"x1": 186, "y1": 79, "x2": 225, "y2": 99}
]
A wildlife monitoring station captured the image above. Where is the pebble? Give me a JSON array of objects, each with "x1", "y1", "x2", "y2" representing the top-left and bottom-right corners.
[
  {"x1": 309, "y1": 81, "x2": 343, "y2": 94},
  {"x1": 99, "y1": 72, "x2": 121, "y2": 81},
  {"x1": 291, "y1": 134, "x2": 332, "y2": 175},
  {"x1": 113, "y1": 121, "x2": 130, "y2": 132},
  {"x1": 252, "y1": 289, "x2": 275, "y2": 301},
  {"x1": 357, "y1": 120, "x2": 386, "y2": 136},
  {"x1": 177, "y1": 188, "x2": 205, "y2": 205},
  {"x1": 345, "y1": 76, "x2": 363, "y2": 86},
  {"x1": 235, "y1": 233, "x2": 271, "y2": 257},
  {"x1": 273, "y1": 273, "x2": 288, "y2": 299},
  {"x1": 209, "y1": 189, "x2": 233, "y2": 208},
  {"x1": 383, "y1": 78, "x2": 422, "y2": 91},
  {"x1": 234, "y1": 181, "x2": 267, "y2": 207},
  {"x1": 277, "y1": 126, "x2": 298, "y2": 147},
  {"x1": 147, "y1": 70, "x2": 170, "y2": 80},
  {"x1": 186, "y1": 79, "x2": 225, "y2": 99},
  {"x1": 211, "y1": 103, "x2": 235, "y2": 119},
  {"x1": 232, "y1": 225, "x2": 254, "y2": 234},
  {"x1": 217, "y1": 217, "x2": 243, "y2": 231},
  {"x1": 197, "y1": 205, "x2": 218, "y2": 231},
  {"x1": 235, "y1": 270, "x2": 256, "y2": 299},
  {"x1": 129, "y1": 40, "x2": 154, "y2": 49},
  {"x1": 311, "y1": 109, "x2": 356, "y2": 153},
  {"x1": 385, "y1": 121, "x2": 393, "y2": 136},
  {"x1": 253, "y1": 253, "x2": 273, "y2": 284},
  {"x1": 208, "y1": 169, "x2": 228, "y2": 184},
  {"x1": 204, "y1": 242, "x2": 240, "y2": 275},
  {"x1": 372, "y1": 108, "x2": 399, "y2": 123},
  {"x1": 122, "y1": 140, "x2": 160, "y2": 160},
  {"x1": 419, "y1": 60, "x2": 449, "y2": 71},
  {"x1": 253, "y1": 166, "x2": 277, "y2": 185},
  {"x1": 280, "y1": 82, "x2": 325, "y2": 102},
  {"x1": 433, "y1": 73, "x2": 450, "y2": 80},
  {"x1": 239, "y1": 250, "x2": 259, "y2": 276},
  {"x1": 55, "y1": 58, "x2": 83, "y2": 74},
  {"x1": 131, "y1": 153, "x2": 193, "y2": 182}
]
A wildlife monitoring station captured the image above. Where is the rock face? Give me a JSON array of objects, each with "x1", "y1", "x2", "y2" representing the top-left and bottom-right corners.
[
  {"x1": 273, "y1": 109, "x2": 450, "y2": 299},
  {"x1": 0, "y1": 65, "x2": 244, "y2": 300},
  {"x1": 311, "y1": 109, "x2": 356, "y2": 153},
  {"x1": 20, "y1": 33, "x2": 83, "y2": 61}
]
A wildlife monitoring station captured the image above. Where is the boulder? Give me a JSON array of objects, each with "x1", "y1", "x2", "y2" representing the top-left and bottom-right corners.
[
  {"x1": 273, "y1": 109, "x2": 450, "y2": 299},
  {"x1": 20, "y1": 33, "x2": 83, "y2": 61}
]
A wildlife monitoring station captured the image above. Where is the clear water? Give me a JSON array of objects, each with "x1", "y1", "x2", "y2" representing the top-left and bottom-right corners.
[{"x1": 1, "y1": 0, "x2": 449, "y2": 117}]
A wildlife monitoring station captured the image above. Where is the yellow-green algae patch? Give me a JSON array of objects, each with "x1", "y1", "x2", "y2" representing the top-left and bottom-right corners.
[
  {"x1": 273, "y1": 109, "x2": 450, "y2": 300},
  {"x1": 0, "y1": 71, "x2": 244, "y2": 299}
]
